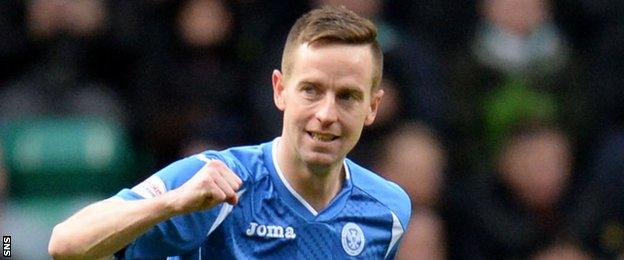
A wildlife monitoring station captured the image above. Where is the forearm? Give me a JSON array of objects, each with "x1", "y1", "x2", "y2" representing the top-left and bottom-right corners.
[
  {"x1": 48, "y1": 196, "x2": 177, "y2": 259},
  {"x1": 48, "y1": 159, "x2": 242, "y2": 259}
]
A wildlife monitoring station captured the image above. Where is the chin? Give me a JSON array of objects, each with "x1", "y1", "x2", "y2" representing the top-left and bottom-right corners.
[{"x1": 302, "y1": 152, "x2": 340, "y2": 168}]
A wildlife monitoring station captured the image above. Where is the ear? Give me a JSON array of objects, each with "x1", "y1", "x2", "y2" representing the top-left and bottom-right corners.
[
  {"x1": 364, "y1": 89, "x2": 384, "y2": 126},
  {"x1": 272, "y1": 69, "x2": 286, "y2": 111}
]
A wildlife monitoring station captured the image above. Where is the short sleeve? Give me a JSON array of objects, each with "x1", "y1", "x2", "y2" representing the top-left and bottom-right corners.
[{"x1": 114, "y1": 153, "x2": 245, "y2": 258}]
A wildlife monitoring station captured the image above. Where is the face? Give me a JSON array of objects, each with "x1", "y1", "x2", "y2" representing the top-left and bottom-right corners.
[
  {"x1": 178, "y1": 0, "x2": 232, "y2": 47},
  {"x1": 380, "y1": 129, "x2": 445, "y2": 207},
  {"x1": 273, "y1": 43, "x2": 383, "y2": 168},
  {"x1": 483, "y1": 0, "x2": 548, "y2": 36},
  {"x1": 499, "y1": 130, "x2": 571, "y2": 210}
]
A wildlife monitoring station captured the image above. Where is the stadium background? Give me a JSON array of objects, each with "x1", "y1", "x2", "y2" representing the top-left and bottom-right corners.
[{"x1": 0, "y1": 0, "x2": 623, "y2": 259}]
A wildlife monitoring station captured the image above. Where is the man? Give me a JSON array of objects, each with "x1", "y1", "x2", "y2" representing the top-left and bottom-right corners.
[{"x1": 48, "y1": 6, "x2": 411, "y2": 259}]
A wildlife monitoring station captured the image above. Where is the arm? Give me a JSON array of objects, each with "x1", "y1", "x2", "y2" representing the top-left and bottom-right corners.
[
  {"x1": 48, "y1": 160, "x2": 242, "y2": 260},
  {"x1": 49, "y1": 196, "x2": 175, "y2": 260}
]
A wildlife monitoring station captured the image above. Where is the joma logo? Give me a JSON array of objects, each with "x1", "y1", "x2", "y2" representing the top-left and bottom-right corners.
[{"x1": 246, "y1": 222, "x2": 296, "y2": 239}]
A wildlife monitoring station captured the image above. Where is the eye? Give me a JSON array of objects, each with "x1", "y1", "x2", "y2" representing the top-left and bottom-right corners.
[
  {"x1": 301, "y1": 83, "x2": 318, "y2": 98},
  {"x1": 338, "y1": 91, "x2": 362, "y2": 103},
  {"x1": 340, "y1": 93, "x2": 355, "y2": 101}
]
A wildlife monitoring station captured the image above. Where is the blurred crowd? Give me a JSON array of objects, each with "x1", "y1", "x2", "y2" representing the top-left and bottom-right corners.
[{"x1": 1, "y1": 0, "x2": 624, "y2": 259}]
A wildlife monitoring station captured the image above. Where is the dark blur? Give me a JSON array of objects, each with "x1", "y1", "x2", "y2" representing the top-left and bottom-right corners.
[{"x1": 0, "y1": 0, "x2": 623, "y2": 259}]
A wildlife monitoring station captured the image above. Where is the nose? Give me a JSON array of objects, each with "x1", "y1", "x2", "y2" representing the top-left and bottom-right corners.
[{"x1": 315, "y1": 95, "x2": 338, "y2": 127}]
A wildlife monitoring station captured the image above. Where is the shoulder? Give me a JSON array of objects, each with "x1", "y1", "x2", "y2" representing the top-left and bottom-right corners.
[
  {"x1": 215, "y1": 142, "x2": 266, "y2": 167},
  {"x1": 197, "y1": 141, "x2": 272, "y2": 181},
  {"x1": 158, "y1": 141, "x2": 271, "y2": 191},
  {"x1": 346, "y1": 159, "x2": 412, "y2": 228},
  {"x1": 117, "y1": 141, "x2": 273, "y2": 200}
]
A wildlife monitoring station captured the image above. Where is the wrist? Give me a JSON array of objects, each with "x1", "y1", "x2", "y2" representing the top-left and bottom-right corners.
[{"x1": 154, "y1": 191, "x2": 183, "y2": 218}]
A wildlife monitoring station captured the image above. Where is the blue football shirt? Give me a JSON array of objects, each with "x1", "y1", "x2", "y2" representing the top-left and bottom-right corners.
[{"x1": 115, "y1": 138, "x2": 411, "y2": 259}]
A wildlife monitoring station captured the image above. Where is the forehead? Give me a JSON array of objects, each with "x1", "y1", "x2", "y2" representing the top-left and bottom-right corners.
[{"x1": 288, "y1": 43, "x2": 374, "y2": 91}]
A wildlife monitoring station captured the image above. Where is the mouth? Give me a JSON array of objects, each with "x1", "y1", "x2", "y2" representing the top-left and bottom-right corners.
[{"x1": 306, "y1": 131, "x2": 339, "y2": 142}]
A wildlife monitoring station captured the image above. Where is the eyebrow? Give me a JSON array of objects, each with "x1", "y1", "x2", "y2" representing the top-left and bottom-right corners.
[
  {"x1": 299, "y1": 80, "x2": 318, "y2": 87},
  {"x1": 343, "y1": 85, "x2": 364, "y2": 93},
  {"x1": 341, "y1": 86, "x2": 365, "y2": 98},
  {"x1": 298, "y1": 79, "x2": 366, "y2": 96}
]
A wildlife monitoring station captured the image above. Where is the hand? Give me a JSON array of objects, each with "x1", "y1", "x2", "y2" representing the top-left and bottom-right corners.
[{"x1": 166, "y1": 160, "x2": 242, "y2": 215}]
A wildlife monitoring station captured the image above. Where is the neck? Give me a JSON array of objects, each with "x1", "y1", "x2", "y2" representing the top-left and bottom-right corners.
[{"x1": 276, "y1": 138, "x2": 345, "y2": 212}]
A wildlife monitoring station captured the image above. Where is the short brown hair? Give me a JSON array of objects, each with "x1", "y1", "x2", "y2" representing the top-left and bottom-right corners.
[{"x1": 281, "y1": 6, "x2": 383, "y2": 90}]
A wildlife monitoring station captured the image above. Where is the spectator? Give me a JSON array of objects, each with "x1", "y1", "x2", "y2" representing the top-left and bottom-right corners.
[
  {"x1": 131, "y1": 0, "x2": 248, "y2": 167},
  {"x1": 446, "y1": 0, "x2": 589, "y2": 176},
  {"x1": 447, "y1": 120, "x2": 591, "y2": 259},
  {"x1": 378, "y1": 122, "x2": 447, "y2": 260},
  {"x1": 0, "y1": 0, "x2": 126, "y2": 123}
]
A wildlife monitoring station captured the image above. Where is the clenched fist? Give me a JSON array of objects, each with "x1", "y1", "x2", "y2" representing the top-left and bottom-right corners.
[{"x1": 165, "y1": 160, "x2": 242, "y2": 215}]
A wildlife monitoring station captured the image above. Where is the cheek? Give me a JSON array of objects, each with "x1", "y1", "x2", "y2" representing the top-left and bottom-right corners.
[
  {"x1": 353, "y1": 108, "x2": 373, "y2": 128},
  {"x1": 345, "y1": 110, "x2": 368, "y2": 129},
  {"x1": 284, "y1": 104, "x2": 311, "y2": 126}
]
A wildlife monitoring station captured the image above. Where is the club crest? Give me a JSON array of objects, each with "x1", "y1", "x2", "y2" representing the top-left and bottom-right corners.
[{"x1": 341, "y1": 222, "x2": 365, "y2": 256}]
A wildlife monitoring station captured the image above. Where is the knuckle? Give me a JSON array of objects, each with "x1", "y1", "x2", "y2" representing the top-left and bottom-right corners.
[
  {"x1": 215, "y1": 190, "x2": 227, "y2": 201},
  {"x1": 198, "y1": 169, "x2": 215, "y2": 179},
  {"x1": 200, "y1": 176, "x2": 215, "y2": 186}
]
